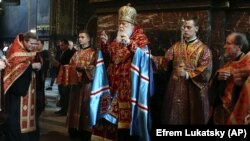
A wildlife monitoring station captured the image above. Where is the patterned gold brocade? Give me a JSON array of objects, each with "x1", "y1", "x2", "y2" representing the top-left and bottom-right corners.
[
  {"x1": 56, "y1": 48, "x2": 96, "y2": 86},
  {"x1": 66, "y1": 47, "x2": 96, "y2": 130},
  {"x1": 118, "y1": 4, "x2": 137, "y2": 24},
  {"x1": 3, "y1": 34, "x2": 37, "y2": 133},
  {"x1": 103, "y1": 26, "x2": 149, "y2": 128},
  {"x1": 213, "y1": 52, "x2": 250, "y2": 124},
  {"x1": 20, "y1": 72, "x2": 36, "y2": 133},
  {"x1": 56, "y1": 65, "x2": 79, "y2": 85},
  {"x1": 4, "y1": 34, "x2": 36, "y2": 94},
  {"x1": 160, "y1": 39, "x2": 212, "y2": 124},
  {"x1": 118, "y1": 122, "x2": 130, "y2": 129}
]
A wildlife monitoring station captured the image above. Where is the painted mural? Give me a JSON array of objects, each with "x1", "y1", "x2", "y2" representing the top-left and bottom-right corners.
[{"x1": 0, "y1": 0, "x2": 36, "y2": 40}]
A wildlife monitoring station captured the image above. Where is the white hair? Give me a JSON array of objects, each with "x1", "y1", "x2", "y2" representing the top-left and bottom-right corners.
[
  {"x1": 68, "y1": 40, "x2": 74, "y2": 49},
  {"x1": 116, "y1": 23, "x2": 133, "y2": 43}
]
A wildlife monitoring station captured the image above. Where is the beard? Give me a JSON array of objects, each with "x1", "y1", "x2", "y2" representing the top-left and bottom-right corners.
[
  {"x1": 223, "y1": 55, "x2": 231, "y2": 62},
  {"x1": 224, "y1": 48, "x2": 239, "y2": 62},
  {"x1": 116, "y1": 26, "x2": 133, "y2": 43}
]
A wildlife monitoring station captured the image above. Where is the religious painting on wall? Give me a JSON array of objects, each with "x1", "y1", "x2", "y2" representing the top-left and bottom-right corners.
[
  {"x1": 37, "y1": 0, "x2": 50, "y2": 37},
  {"x1": 37, "y1": 0, "x2": 50, "y2": 25}
]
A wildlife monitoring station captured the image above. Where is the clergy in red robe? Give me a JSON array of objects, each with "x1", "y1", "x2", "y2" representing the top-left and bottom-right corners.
[
  {"x1": 92, "y1": 4, "x2": 152, "y2": 141},
  {"x1": 154, "y1": 17, "x2": 213, "y2": 124},
  {"x1": 209, "y1": 32, "x2": 250, "y2": 125},
  {"x1": 3, "y1": 32, "x2": 41, "y2": 141}
]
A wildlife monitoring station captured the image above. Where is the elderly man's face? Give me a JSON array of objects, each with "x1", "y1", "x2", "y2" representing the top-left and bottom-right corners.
[
  {"x1": 116, "y1": 20, "x2": 134, "y2": 44},
  {"x1": 224, "y1": 34, "x2": 241, "y2": 61},
  {"x1": 118, "y1": 20, "x2": 134, "y2": 37}
]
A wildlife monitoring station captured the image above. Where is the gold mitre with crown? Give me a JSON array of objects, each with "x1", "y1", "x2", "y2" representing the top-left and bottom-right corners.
[{"x1": 118, "y1": 3, "x2": 137, "y2": 24}]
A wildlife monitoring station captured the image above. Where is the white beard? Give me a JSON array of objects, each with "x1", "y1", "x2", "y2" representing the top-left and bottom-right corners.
[
  {"x1": 116, "y1": 27, "x2": 133, "y2": 43},
  {"x1": 116, "y1": 32, "x2": 123, "y2": 43}
]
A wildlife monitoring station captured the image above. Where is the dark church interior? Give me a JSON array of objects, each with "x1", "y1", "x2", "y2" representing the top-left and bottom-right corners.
[{"x1": 0, "y1": 0, "x2": 250, "y2": 140}]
